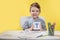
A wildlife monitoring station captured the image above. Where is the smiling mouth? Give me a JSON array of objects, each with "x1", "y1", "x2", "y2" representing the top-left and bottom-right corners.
[{"x1": 33, "y1": 14, "x2": 37, "y2": 16}]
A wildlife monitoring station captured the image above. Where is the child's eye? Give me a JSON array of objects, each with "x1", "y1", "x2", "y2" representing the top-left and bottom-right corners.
[
  {"x1": 36, "y1": 10, "x2": 39, "y2": 12},
  {"x1": 32, "y1": 10, "x2": 35, "y2": 12}
]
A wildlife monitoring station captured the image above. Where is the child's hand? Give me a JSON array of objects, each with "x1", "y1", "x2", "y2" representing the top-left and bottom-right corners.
[
  {"x1": 39, "y1": 24, "x2": 44, "y2": 31},
  {"x1": 29, "y1": 24, "x2": 34, "y2": 31}
]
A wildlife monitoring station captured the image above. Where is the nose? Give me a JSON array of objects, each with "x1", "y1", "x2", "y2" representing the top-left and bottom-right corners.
[{"x1": 33, "y1": 11, "x2": 37, "y2": 14}]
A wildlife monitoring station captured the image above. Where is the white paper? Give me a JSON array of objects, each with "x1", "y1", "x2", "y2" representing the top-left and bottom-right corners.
[{"x1": 33, "y1": 22, "x2": 41, "y2": 29}]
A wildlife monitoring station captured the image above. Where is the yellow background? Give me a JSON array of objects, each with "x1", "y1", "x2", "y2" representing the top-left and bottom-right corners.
[{"x1": 0, "y1": 0, "x2": 60, "y2": 33}]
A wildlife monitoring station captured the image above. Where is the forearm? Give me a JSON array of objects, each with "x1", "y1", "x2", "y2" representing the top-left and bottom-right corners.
[{"x1": 39, "y1": 24, "x2": 44, "y2": 31}]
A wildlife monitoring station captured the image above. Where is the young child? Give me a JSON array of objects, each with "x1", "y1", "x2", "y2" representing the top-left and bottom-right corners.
[{"x1": 22, "y1": 2, "x2": 46, "y2": 31}]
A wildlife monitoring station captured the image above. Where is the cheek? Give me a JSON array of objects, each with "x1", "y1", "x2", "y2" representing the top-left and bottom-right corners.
[
  {"x1": 36, "y1": 12, "x2": 39, "y2": 14},
  {"x1": 30, "y1": 12, "x2": 34, "y2": 15}
]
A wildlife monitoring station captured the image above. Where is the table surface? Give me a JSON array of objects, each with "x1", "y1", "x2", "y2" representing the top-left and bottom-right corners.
[{"x1": 0, "y1": 30, "x2": 60, "y2": 39}]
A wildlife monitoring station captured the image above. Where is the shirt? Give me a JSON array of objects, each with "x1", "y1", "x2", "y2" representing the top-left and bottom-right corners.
[{"x1": 22, "y1": 16, "x2": 46, "y2": 30}]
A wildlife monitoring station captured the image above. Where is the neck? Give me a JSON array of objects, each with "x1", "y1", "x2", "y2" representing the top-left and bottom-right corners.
[{"x1": 33, "y1": 17, "x2": 38, "y2": 20}]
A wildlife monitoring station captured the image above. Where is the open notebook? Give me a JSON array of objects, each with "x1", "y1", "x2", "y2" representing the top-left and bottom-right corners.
[{"x1": 18, "y1": 29, "x2": 48, "y2": 38}]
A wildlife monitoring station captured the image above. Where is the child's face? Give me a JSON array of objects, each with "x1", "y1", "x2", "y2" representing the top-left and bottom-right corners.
[{"x1": 30, "y1": 7, "x2": 40, "y2": 19}]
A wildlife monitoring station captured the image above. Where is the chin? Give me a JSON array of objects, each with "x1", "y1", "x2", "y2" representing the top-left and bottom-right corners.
[{"x1": 33, "y1": 16, "x2": 38, "y2": 19}]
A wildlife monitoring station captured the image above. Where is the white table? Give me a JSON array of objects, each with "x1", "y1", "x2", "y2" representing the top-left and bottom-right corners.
[{"x1": 0, "y1": 30, "x2": 60, "y2": 40}]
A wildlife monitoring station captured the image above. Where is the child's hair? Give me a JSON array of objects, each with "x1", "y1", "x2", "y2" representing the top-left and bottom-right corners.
[{"x1": 30, "y1": 2, "x2": 41, "y2": 12}]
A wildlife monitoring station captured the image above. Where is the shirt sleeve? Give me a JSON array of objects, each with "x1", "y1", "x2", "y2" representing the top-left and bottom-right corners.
[
  {"x1": 22, "y1": 20, "x2": 29, "y2": 30},
  {"x1": 41, "y1": 19, "x2": 46, "y2": 30}
]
